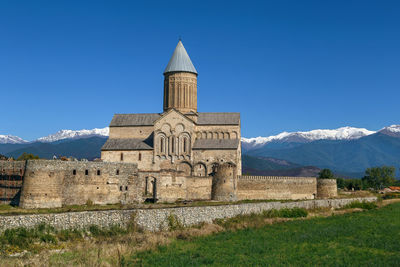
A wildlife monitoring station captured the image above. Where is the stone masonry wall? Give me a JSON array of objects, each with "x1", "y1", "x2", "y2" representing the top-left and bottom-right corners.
[
  {"x1": 19, "y1": 160, "x2": 141, "y2": 208},
  {"x1": 237, "y1": 176, "x2": 317, "y2": 200},
  {"x1": 0, "y1": 161, "x2": 26, "y2": 205},
  {"x1": 0, "y1": 197, "x2": 377, "y2": 233}
]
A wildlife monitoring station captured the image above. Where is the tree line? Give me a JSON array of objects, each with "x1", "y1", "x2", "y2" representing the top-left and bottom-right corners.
[{"x1": 319, "y1": 166, "x2": 399, "y2": 190}]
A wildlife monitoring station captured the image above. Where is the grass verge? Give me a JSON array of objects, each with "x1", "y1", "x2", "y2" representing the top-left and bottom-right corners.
[{"x1": 130, "y1": 202, "x2": 400, "y2": 266}]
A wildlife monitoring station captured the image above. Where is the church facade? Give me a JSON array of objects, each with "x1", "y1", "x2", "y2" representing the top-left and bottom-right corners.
[{"x1": 101, "y1": 41, "x2": 242, "y2": 182}]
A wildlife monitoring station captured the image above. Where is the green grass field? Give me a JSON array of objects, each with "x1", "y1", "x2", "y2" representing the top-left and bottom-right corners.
[{"x1": 130, "y1": 202, "x2": 400, "y2": 266}]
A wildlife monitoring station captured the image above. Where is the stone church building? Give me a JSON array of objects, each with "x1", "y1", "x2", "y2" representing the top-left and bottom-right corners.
[
  {"x1": 0, "y1": 42, "x2": 336, "y2": 209},
  {"x1": 101, "y1": 41, "x2": 242, "y2": 181}
]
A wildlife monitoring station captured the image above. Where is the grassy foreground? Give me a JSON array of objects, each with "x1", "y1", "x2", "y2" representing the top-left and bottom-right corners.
[{"x1": 130, "y1": 202, "x2": 400, "y2": 266}]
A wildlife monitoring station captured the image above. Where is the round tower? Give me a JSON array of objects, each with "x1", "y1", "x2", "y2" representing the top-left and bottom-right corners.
[
  {"x1": 317, "y1": 179, "x2": 338, "y2": 199},
  {"x1": 163, "y1": 40, "x2": 198, "y2": 114},
  {"x1": 211, "y1": 163, "x2": 237, "y2": 201}
]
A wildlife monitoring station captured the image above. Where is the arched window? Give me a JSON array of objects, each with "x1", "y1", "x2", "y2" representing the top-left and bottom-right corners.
[
  {"x1": 73, "y1": 170, "x2": 76, "y2": 175},
  {"x1": 171, "y1": 137, "x2": 175, "y2": 153},
  {"x1": 138, "y1": 153, "x2": 142, "y2": 161},
  {"x1": 97, "y1": 170, "x2": 101, "y2": 176},
  {"x1": 85, "y1": 170, "x2": 89, "y2": 175},
  {"x1": 183, "y1": 138, "x2": 187, "y2": 153},
  {"x1": 120, "y1": 153, "x2": 124, "y2": 161},
  {"x1": 116, "y1": 169, "x2": 120, "y2": 175},
  {"x1": 160, "y1": 138, "x2": 164, "y2": 153}
]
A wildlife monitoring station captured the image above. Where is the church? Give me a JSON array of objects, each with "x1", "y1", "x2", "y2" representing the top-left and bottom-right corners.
[
  {"x1": 0, "y1": 42, "x2": 336, "y2": 209},
  {"x1": 101, "y1": 41, "x2": 242, "y2": 181}
]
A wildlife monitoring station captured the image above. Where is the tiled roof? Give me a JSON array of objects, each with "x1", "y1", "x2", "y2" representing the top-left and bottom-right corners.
[
  {"x1": 197, "y1": 113, "x2": 240, "y2": 125},
  {"x1": 193, "y1": 139, "x2": 239, "y2": 150},
  {"x1": 101, "y1": 138, "x2": 153, "y2": 151}
]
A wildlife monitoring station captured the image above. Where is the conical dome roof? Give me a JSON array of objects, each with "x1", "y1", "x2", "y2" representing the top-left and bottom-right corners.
[{"x1": 164, "y1": 40, "x2": 197, "y2": 75}]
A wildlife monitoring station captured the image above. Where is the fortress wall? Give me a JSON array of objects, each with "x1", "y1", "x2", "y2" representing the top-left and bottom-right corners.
[
  {"x1": 19, "y1": 160, "x2": 140, "y2": 209},
  {"x1": 317, "y1": 179, "x2": 338, "y2": 198},
  {"x1": 185, "y1": 177, "x2": 212, "y2": 200},
  {"x1": 237, "y1": 175, "x2": 317, "y2": 200},
  {"x1": 153, "y1": 171, "x2": 212, "y2": 202},
  {"x1": 0, "y1": 197, "x2": 378, "y2": 233},
  {"x1": 0, "y1": 161, "x2": 26, "y2": 205},
  {"x1": 157, "y1": 172, "x2": 187, "y2": 202}
]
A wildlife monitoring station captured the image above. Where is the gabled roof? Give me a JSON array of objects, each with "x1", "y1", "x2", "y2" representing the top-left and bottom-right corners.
[
  {"x1": 193, "y1": 139, "x2": 240, "y2": 150},
  {"x1": 153, "y1": 108, "x2": 194, "y2": 125},
  {"x1": 101, "y1": 138, "x2": 153, "y2": 151},
  {"x1": 110, "y1": 113, "x2": 161, "y2": 127},
  {"x1": 164, "y1": 40, "x2": 197, "y2": 75},
  {"x1": 109, "y1": 112, "x2": 240, "y2": 127},
  {"x1": 197, "y1": 113, "x2": 240, "y2": 125}
]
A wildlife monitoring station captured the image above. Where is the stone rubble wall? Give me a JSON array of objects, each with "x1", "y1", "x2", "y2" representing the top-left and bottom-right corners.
[{"x1": 0, "y1": 197, "x2": 377, "y2": 232}]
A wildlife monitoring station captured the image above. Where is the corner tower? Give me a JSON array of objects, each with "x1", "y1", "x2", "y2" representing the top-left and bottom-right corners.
[{"x1": 163, "y1": 40, "x2": 198, "y2": 114}]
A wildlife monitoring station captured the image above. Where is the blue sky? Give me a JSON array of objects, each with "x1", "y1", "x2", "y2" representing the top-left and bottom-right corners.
[{"x1": 1, "y1": 0, "x2": 399, "y2": 140}]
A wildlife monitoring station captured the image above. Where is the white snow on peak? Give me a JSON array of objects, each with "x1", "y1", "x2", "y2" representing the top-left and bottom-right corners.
[
  {"x1": 36, "y1": 127, "x2": 109, "y2": 143},
  {"x1": 0, "y1": 135, "x2": 28, "y2": 144},
  {"x1": 242, "y1": 127, "x2": 376, "y2": 147},
  {"x1": 380, "y1": 125, "x2": 400, "y2": 133}
]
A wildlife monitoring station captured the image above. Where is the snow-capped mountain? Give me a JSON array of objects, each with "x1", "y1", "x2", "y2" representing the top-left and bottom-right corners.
[
  {"x1": 36, "y1": 127, "x2": 109, "y2": 143},
  {"x1": 0, "y1": 135, "x2": 28, "y2": 144},
  {"x1": 242, "y1": 127, "x2": 376, "y2": 149},
  {"x1": 378, "y1": 125, "x2": 400, "y2": 138}
]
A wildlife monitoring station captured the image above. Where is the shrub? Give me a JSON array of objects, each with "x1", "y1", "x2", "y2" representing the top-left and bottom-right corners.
[
  {"x1": 382, "y1": 192, "x2": 400, "y2": 200},
  {"x1": 86, "y1": 199, "x2": 94, "y2": 206},
  {"x1": 57, "y1": 229, "x2": 83, "y2": 241},
  {"x1": 279, "y1": 208, "x2": 308, "y2": 218},
  {"x1": 343, "y1": 201, "x2": 377, "y2": 210},
  {"x1": 262, "y1": 208, "x2": 308, "y2": 218},
  {"x1": 88, "y1": 225, "x2": 103, "y2": 237},
  {"x1": 167, "y1": 214, "x2": 184, "y2": 230},
  {"x1": 40, "y1": 233, "x2": 57, "y2": 244}
]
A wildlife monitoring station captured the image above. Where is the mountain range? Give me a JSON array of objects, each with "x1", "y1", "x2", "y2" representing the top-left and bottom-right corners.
[{"x1": 1, "y1": 125, "x2": 399, "y2": 177}]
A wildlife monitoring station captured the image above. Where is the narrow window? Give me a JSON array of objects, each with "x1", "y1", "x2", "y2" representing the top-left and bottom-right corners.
[
  {"x1": 73, "y1": 170, "x2": 76, "y2": 175},
  {"x1": 138, "y1": 153, "x2": 142, "y2": 161},
  {"x1": 125, "y1": 186, "x2": 128, "y2": 191},
  {"x1": 120, "y1": 153, "x2": 124, "y2": 161},
  {"x1": 116, "y1": 169, "x2": 120, "y2": 175},
  {"x1": 119, "y1": 186, "x2": 122, "y2": 191},
  {"x1": 97, "y1": 170, "x2": 101, "y2": 176},
  {"x1": 85, "y1": 170, "x2": 89, "y2": 175},
  {"x1": 160, "y1": 138, "x2": 164, "y2": 153},
  {"x1": 171, "y1": 137, "x2": 175, "y2": 153},
  {"x1": 183, "y1": 138, "x2": 187, "y2": 153}
]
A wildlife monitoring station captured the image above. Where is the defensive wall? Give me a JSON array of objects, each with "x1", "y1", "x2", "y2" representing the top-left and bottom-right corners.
[
  {"x1": 0, "y1": 197, "x2": 377, "y2": 232},
  {"x1": 0, "y1": 160, "x2": 338, "y2": 208},
  {"x1": 237, "y1": 175, "x2": 333, "y2": 200}
]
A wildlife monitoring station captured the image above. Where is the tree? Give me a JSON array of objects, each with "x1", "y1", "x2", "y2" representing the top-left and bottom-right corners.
[
  {"x1": 318, "y1": 169, "x2": 335, "y2": 179},
  {"x1": 362, "y1": 166, "x2": 396, "y2": 189},
  {"x1": 336, "y1": 178, "x2": 345, "y2": 189},
  {"x1": 16, "y1": 152, "x2": 40, "y2": 161}
]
